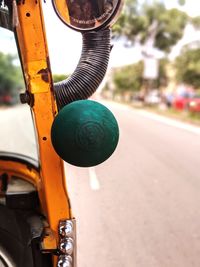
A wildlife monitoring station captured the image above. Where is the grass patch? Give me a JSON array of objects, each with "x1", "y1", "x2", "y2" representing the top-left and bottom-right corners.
[{"x1": 131, "y1": 102, "x2": 200, "y2": 126}]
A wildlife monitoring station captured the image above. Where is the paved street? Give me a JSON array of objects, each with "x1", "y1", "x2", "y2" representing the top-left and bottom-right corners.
[
  {"x1": 1, "y1": 102, "x2": 200, "y2": 266},
  {"x1": 0, "y1": 105, "x2": 37, "y2": 159},
  {"x1": 66, "y1": 101, "x2": 200, "y2": 267}
]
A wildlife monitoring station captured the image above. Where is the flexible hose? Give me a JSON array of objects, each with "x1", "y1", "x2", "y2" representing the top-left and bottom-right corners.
[{"x1": 54, "y1": 28, "x2": 111, "y2": 110}]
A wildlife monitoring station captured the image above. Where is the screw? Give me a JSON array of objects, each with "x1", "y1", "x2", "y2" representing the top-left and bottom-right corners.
[
  {"x1": 57, "y1": 255, "x2": 72, "y2": 267},
  {"x1": 59, "y1": 237, "x2": 74, "y2": 255},
  {"x1": 59, "y1": 221, "x2": 73, "y2": 237},
  {"x1": 20, "y1": 91, "x2": 34, "y2": 106}
]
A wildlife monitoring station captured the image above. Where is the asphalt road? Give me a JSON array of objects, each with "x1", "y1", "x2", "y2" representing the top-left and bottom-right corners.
[
  {"x1": 66, "y1": 101, "x2": 200, "y2": 267},
  {"x1": 1, "y1": 102, "x2": 200, "y2": 267},
  {"x1": 0, "y1": 105, "x2": 37, "y2": 159}
]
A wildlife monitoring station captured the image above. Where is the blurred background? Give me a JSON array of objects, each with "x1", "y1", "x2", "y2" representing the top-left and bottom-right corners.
[{"x1": 1, "y1": 0, "x2": 200, "y2": 266}]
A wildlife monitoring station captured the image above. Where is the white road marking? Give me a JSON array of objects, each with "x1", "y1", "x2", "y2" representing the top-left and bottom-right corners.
[
  {"x1": 89, "y1": 167, "x2": 100, "y2": 191},
  {"x1": 136, "y1": 110, "x2": 200, "y2": 135}
]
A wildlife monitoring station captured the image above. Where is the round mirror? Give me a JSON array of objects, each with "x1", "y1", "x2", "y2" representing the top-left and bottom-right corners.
[{"x1": 52, "y1": 0, "x2": 123, "y2": 31}]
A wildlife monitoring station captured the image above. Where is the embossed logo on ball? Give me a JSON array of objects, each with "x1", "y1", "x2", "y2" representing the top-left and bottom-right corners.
[{"x1": 76, "y1": 121, "x2": 105, "y2": 151}]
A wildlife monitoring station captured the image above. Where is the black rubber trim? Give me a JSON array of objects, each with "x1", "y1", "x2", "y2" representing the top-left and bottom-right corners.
[
  {"x1": 0, "y1": 152, "x2": 39, "y2": 171},
  {"x1": 52, "y1": 0, "x2": 123, "y2": 32},
  {"x1": 0, "y1": 206, "x2": 53, "y2": 267}
]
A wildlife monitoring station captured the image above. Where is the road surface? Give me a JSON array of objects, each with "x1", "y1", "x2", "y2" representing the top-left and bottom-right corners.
[{"x1": 1, "y1": 102, "x2": 200, "y2": 267}]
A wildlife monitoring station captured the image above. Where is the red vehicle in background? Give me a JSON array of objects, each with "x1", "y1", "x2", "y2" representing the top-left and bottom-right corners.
[
  {"x1": 173, "y1": 84, "x2": 195, "y2": 111},
  {"x1": 188, "y1": 95, "x2": 200, "y2": 113},
  {"x1": 173, "y1": 96, "x2": 191, "y2": 110}
]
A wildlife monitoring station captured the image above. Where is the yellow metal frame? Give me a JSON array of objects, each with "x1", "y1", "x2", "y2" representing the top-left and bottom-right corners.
[
  {"x1": 1, "y1": 0, "x2": 74, "y2": 262},
  {"x1": 0, "y1": 158, "x2": 40, "y2": 187}
]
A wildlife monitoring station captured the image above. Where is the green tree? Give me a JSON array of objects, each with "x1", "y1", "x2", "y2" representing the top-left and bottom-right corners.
[
  {"x1": 112, "y1": 1, "x2": 200, "y2": 97},
  {"x1": 178, "y1": 0, "x2": 185, "y2": 5},
  {"x1": 0, "y1": 52, "x2": 23, "y2": 96},
  {"x1": 111, "y1": 58, "x2": 168, "y2": 95},
  {"x1": 175, "y1": 47, "x2": 200, "y2": 89},
  {"x1": 113, "y1": 61, "x2": 144, "y2": 95},
  {"x1": 157, "y1": 58, "x2": 169, "y2": 88},
  {"x1": 53, "y1": 74, "x2": 69, "y2": 83},
  {"x1": 113, "y1": 1, "x2": 189, "y2": 53}
]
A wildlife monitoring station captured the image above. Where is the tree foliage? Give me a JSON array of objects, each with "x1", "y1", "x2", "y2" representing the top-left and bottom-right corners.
[
  {"x1": 113, "y1": 61, "x2": 144, "y2": 94},
  {"x1": 155, "y1": 58, "x2": 169, "y2": 88},
  {"x1": 175, "y1": 48, "x2": 200, "y2": 89},
  {"x1": 113, "y1": 0, "x2": 198, "y2": 53},
  {"x1": 178, "y1": 0, "x2": 185, "y2": 5},
  {"x1": 110, "y1": 57, "x2": 169, "y2": 95},
  {"x1": 0, "y1": 52, "x2": 23, "y2": 95},
  {"x1": 53, "y1": 74, "x2": 69, "y2": 83}
]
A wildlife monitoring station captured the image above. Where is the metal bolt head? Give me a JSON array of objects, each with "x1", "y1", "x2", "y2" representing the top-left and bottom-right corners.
[
  {"x1": 19, "y1": 91, "x2": 34, "y2": 106},
  {"x1": 57, "y1": 255, "x2": 72, "y2": 267},
  {"x1": 60, "y1": 237, "x2": 74, "y2": 255},
  {"x1": 20, "y1": 92, "x2": 30, "y2": 104},
  {"x1": 59, "y1": 220, "x2": 73, "y2": 237}
]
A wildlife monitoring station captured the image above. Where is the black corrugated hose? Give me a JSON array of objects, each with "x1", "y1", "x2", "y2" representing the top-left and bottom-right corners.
[{"x1": 54, "y1": 28, "x2": 111, "y2": 110}]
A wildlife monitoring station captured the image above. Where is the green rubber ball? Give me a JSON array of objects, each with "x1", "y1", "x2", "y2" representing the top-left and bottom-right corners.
[{"x1": 51, "y1": 100, "x2": 119, "y2": 167}]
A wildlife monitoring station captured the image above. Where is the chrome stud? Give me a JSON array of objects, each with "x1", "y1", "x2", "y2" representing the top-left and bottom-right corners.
[
  {"x1": 57, "y1": 219, "x2": 76, "y2": 267},
  {"x1": 60, "y1": 237, "x2": 74, "y2": 255},
  {"x1": 59, "y1": 220, "x2": 74, "y2": 237},
  {"x1": 57, "y1": 255, "x2": 72, "y2": 267}
]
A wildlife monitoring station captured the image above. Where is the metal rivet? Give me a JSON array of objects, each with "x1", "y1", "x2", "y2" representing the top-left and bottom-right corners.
[
  {"x1": 59, "y1": 237, "x2": 74, "y2": 255},
  {"x1": 59, "y1": 220, "x2": 73, "y2": 237},
  {"x1": 57, "y1": 255, "x2": 72, "y2": 267}
]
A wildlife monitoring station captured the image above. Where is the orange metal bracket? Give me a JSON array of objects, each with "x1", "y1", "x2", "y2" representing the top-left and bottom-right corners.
[{"x1": 14, "y1": 0, "x2": 72, "y2": 248}]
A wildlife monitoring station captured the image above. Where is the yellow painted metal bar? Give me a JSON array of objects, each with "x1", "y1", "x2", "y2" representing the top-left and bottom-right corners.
[
  {"x1": 0, "y1": 160, "x2": 40, "y2": 186},
  {"x1": 14, "y1": 0, "x2": 72, "y2": 245},
  {"x1": 54, "y1": 0, "x2": 70, "y2": 23}
]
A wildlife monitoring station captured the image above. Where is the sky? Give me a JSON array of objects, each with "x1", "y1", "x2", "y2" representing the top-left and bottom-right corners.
[
  {"x1": 42, "y1": 0, "x2": 141, "y2": 73},
  {"x1": 0, "y1": 0, "x2": 200, "y2": 74},
  {"x1": 164, "y1": 0, "x2": 200, "y2": 16}
]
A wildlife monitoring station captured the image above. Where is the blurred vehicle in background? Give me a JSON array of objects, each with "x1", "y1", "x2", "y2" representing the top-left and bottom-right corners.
[
  {"x1": 188, "y1": 95, "x2": 200, "y2": 113},
  {"x1": 132, "y1": 92, "x2": 144, "y2": 102},
  {"x1": 145, "y1": 90, "x2": 161, "y2": 105},
  {"x1": 172, "y1": 84, "x2": 195, "y2": 111},
  {"x1": 0, "y1": 94, "x2": 18, "y2": 106},
  {"x1": 173, "y1": 95, "x2": 191, "y2": 111}
]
